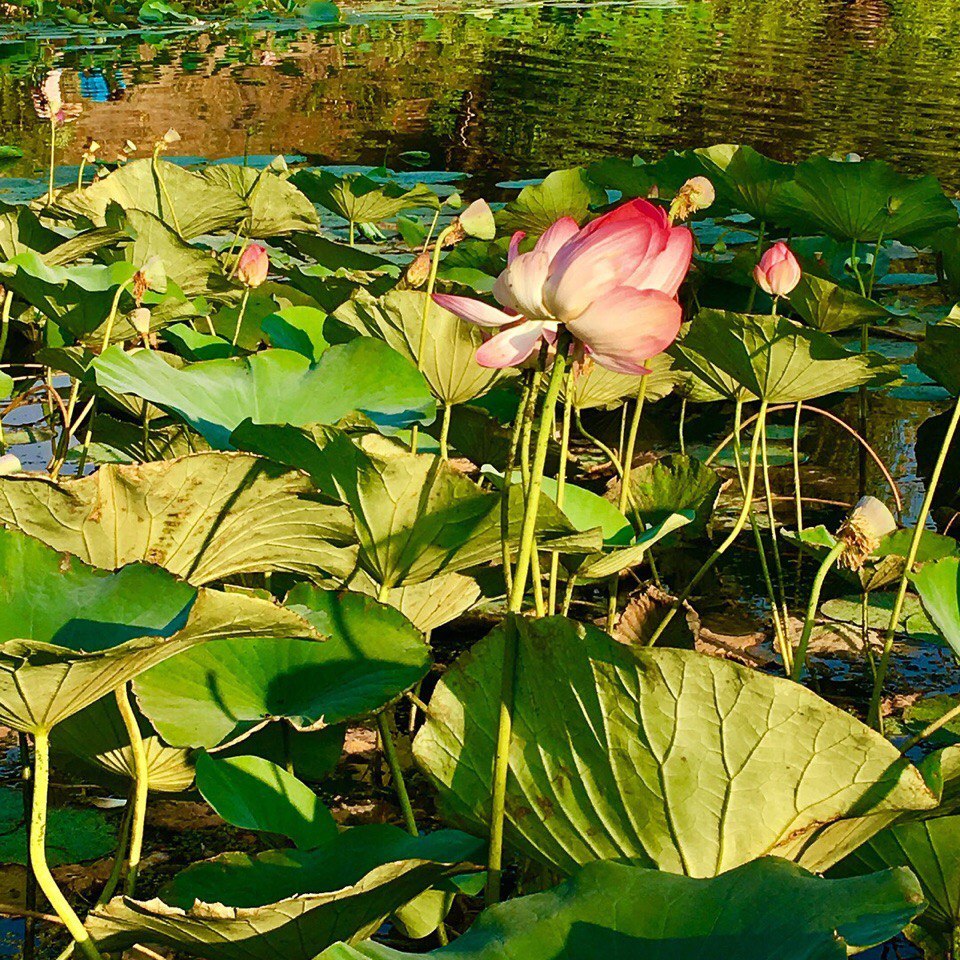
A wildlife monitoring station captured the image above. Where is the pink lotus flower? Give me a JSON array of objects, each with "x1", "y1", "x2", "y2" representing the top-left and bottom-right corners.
[
  {"x1": 33, "y1": 70, "x2": 82, "y2": 125},
  {"x1": 433, "y1": 198, "x2": 692, "y2": 372},
  {"x1": 237, "y1": 243, "x2": 269, "y2": 288},
  {"x1": 753, "y1": 241, "x2": 801, "y2": 297}
]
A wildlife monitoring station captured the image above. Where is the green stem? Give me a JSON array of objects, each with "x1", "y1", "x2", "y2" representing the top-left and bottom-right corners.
[
  {"x1": 548, "y1": 369, "x2": 575, "y2": 616},
  {"x1": 152, "y1": 151, "x2": 183, "y2": 237},
  {"x1": 869, "y1": 395, "x2": 960, "y2": 730},
  {"x1": 561, "y1": 574, "x2": 577, "y2": 617},
  {"x1": 348, "y1": 221, "x2": 356, "y2": 247},
  {"x1": 114, "y1": 684, "x2": 149, "y2": 896},
  {"x1": 377, "y1": 712, "x2": 417, "y2": 837},
  {"x1": 96, "y1": 790, "x2": 133, "y2": 906},
  {"x1": 759, "y1": 412, "x2": 790, "y2": 647},
  {"x1": 231, "y1": 288, "x2": 251, "y2": 351},
  {"x1": 74, "y1": 398, "x2": 97, "y2": 477},
  {"x1": 678, "y1": 396, "x2": 687, "y2": 456},
  {"x1": 501, "y1": 373, "x2": 535, "y2": 599},
  {"x1": 575, "y1": 407, "x2": 623, "y2": 475},
  {"x1": 901, "y1": 700, "x2": 960, "y2": 754},
  {"x1": 487, "y1": 334, "x2": 570, "y2": 906},
  {"x1": 76, "y1": 158, "x2": 86, "y2": 191},
  {"x1": 792, "y1": 401, "x2": 804, "y2": 534},
  {"x1": 99, "y1": 282, "x2": 130, "y2": 354},
  {"x1": 647, "y1": 400, "x2": 769, "y2": 647},
  {"x1": 858, "y1": 319, "x2": 870, "y2": 499},
  {"x1": 791, "y1": 541, "x2": 844, "y2": 681},
  {"x1": 0, "y1": 288, "x2": 12, "y2": 361},
  {"x1": 746, "y1": 221, "x2": 766, "y2": 313},
  {"x1": 438, "y1": 401, "x2": 452, "y2": 460},
  {"x1": 18, "y1": 734, "x2": 35, "y2": 960},
  {"x1": 30, "y1": 731, "x2": 104, "y2": 960},
  {"x1": 607, "y1": 371, "x2": 649, "y2": 632}
]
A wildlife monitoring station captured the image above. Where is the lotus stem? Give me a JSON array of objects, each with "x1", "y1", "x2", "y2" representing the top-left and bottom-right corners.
[
  {"x1": 759, "y1": 412, "x2": 791, "y2": 646},
  {"x1": 487, "y1": 332, "x2": 570, "y2": 906},
  {"x1": 30, "y1": 730, "x2": 105, "y2": 960},
  {"x1": 900, "y1": 700, "x2": 960, "y2": 754},
  {"x1": 647, "y1": 400, "x2": 769, "y2": 648},
  {"x1": 858, "y1": 320, "x2": 870, "y2": 500},
  {"x1": 791, "y1": 540, "x2": 844, "y2": 682},
  {"x1": 348, "y1": 221, "x2": 355, "y2": 247},
  {"x1": 411, "y1": 223, "x2": 458, "y2": 455},
  {"x1": 18, "y1": 733, "x2": 36, "y2": 960},
  {"x1": 377, "y1": 711, "x2": 418, "y2": 837},
  {"x1": 231, "y1": 288, "x2": 251, "y2": 351},
  {"x1": 74, "y1": 398, "x2": 97, "y2": 477},
  {"x1": 561, "y1": 574, "x2": 577, "y2": 617},
  {"x1": 501, "y1": 372, "x2": 535, "y2": 598},
  {"x1": 548, "y1": 369, "x2": 575, "y2": 616},
  {"x1": 679, "y1": 396, "x2": 687, "y2": 456},
  {"x1": 745, "y1": 221, "x2": 766, "y2": 313},
  {"x1": 606, "y1": 370, "x2": 649, "y2": 632},
  {"x1": 96, "y1": 793, "x2": 133, "y2": 907},
  {"x1": 575, "y1": 408, "x2": 623, "y2": 476},
  {"x1": 47, "y1": 119, "x2": 57, "y2": 206},
  {"x1": 151, "y1": 151, "x2": 183, "y2": 238},
  {"x1": 792, "y1": 402, "x2": 804, "y2": 534},
  {"x1": 114, "y1": 683, "x2": 149, "y2": 896},
  {"x1": 868, "y1": 395, "x2": 960, "y2": 730},
  {"x1": 0, "y1": 288, "x2": 12, "y2": 362},
  {"x1": 99, "y1": 280, "x2": 130, "y2": 354},
  {"x1": 438, "y1": 401, "x2": 452, "y2": 460}
]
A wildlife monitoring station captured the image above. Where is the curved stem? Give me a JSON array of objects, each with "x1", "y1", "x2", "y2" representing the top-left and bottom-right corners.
[
  {"x1": 791, "y1": 541, "x2": 844, "y2": 681},
  {"x1": 0, "y1": 289, "x2": 12, "y2": 362},
  {"x1": 30, "y1": 731, "x2": 104, "y2": 960},
  {"x1": 99, "y1": 281, "x2": 129, "y2": 353},
  {"x1": 487, "y1": 334, "x2": 570, "y2": 906},
  {"x1": 231, "y1": 287, "x2": 251, "y2": 351},
  {"x1": 869, "y1": 395, "x2": 960, "y2": 730},
  {"x1": 152, "y1": 152, "x2": 183, "y2": 238},
  {"x1": 438, "y1": 401, "x2": 452, "y2": 460},
  {"x1": 647, "y1": 400, "x2": 769, "y2": 647},
  {"x1": 548, "y1": 369, "x2": 575, "y2": 615},
  {"x1": 114, "y1": 684, "x2": 149, "y2": 896},
  {"x1": 900, "y1": 699, "x2": 960, "y2": 754},
  {"x1": 575, "y1": 408, "x2": 623, "y2": 475}
]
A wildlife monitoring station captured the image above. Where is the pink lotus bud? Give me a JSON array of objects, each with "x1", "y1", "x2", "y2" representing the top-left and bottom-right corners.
[
  {"x1": 236, "y1": 244, "x2": 269, "y2": 288},
  {"x1": 753, "y1": 241, "x2": 801, "y2": 297}
]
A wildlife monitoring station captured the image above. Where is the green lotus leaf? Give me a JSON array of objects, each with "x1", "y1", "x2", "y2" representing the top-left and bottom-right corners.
[
  {"x1": 619, "y1": 454, "x2": 723, "y2": 539},
  {"x1": 334, "y1": 289, "x2": 504, "y2": 406},
  {"x1": 232, "y1": 426, "x2": 602, "y2": 588},
  {"x1": 574, "y1": 512, "x2": 694, "y2": 582},
  {"x1": 321, "y1": 857, "x2": 923, "y2": 960},
  {"x1": 293, "y1": 170, "x2": 441, "y2": 223},
  {"x1": 350, "y1": 571, "x2": 481, "y2": 633},
  {"x1": 768, "y1": 156, "x2": 958, "y2": 243},
  {"x1": 0, "y1": 452, "x2": 356, "y2": 586},
  {"x1": 87, "y1": 827, "x2": 483, "y2": 960},
  {"x1": 0, "y1": 525, "x2": 319, "y2": 733},
  {"x1": 911, "y1": 556, "x2": 960, "y2": 658},
  {"x1": 93, "y1": 341, "x2": 436, "y2": 447},
  {"x1": 164, "y1": 322, "x2": 233, "y2": 360},
  {"x1": 135, "y1": 587, "x2": 430, "y2": 749},
  {"x1": 261, "y1": 306, "x2": 330, "y2": 363},
  {"x1": 0, "y1": 786, "x2": 115, "y2": 867},
  {"x1": 586, "y1": 152, "x2": 711, "y2": 205},
  {"x1": 52, "y1": 158, "x2": 248, "y2": 239},
  {"x1": 200, "y1": 165, "x2": 320, "y2": 236},
  {"x1": 562, "y1": 351, "x2": 677, "y2": 410},
  {"x1": 0, "y1": 372, "x2": 13, "y2": 401},
  {"x1": 414, "y1": 615, "x2": 937, "y2": 878},
  {"x1": 789, "y1": 273, "x2": 894, "y2": 333},
  {"x1": 195, "y1": 753, "x2": 338, "y2": 848},
  {"x1": 820, "y1": 593, "x2": 933, "y2": 635},
  {"x1": 783, "y1": 525, "x2": 958, "y2": 593},
  {"x1": 51, "y1": 693, "x2": 195, "y2": 792},
  {"x1": 0, "y1": 200, "x2": 63, "y2": 260},
  {"x1": 917, "y1": 317, "x2": 960, "y2": 397},
  {"x1": 669, "y1": 309, "x2": 898, "y2": 403},
  {"x1": 695, "y1": 143, "x2": 795, "y2": 222},
  {"x1": 539, "y1": 477, "x2": 632, "y2": 546},
  {"x1": 496, "y1": 168, "x2": 606, "y2": 235},
  {"x1": 225, "y1": 724, "x2": 345, "y2": 784}
]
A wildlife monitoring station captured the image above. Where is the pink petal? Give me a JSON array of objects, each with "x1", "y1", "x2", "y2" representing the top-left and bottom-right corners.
[
  {"x1": 565, "y1": 287, "x2": 682, "y2": 374},
  {"x1": 533, "y1": 217, "x2": 580, "y2": 260},
  {"x1": 624, "y1": 227, "x2": 694, "y2": 297},
  {"x1": 508, "y1": 231, "x2": 526, "y2": 265},
  {"x1": 475, "y1": 320, "x2": 549, "y2": 368},
  {"x1": 580, "y1": 197, "x2": 669, "y2": 239},
  {"x1": 541, "y1": 219, "x2": 659, "y2": 321},
  {"x1": 432, "y1": 293, "x2": 514, "y2": 328},
  {"x1": 493, "y1": 250, "x2": 552, "y2": 320}
]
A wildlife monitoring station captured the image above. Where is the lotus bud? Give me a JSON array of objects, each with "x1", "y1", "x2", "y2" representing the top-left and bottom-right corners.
[
  {"x1": 161, "y1": 128, "x2": 181, "y2": 146},
  {"x1": 446, "y1": 199, "x2": 495, "y2": 245},
  {"x1": 669, "y1": 176, "x2": 716, "y2": 222},
  {"x1": 130, "y1": 307, "x2": 152, "y2": 335},
  {"x1": 41, "y1": 70, "x2": 63, "y2": 117},
  {"x1": 836, "y1": 496, "x2": 897, "y2": 570},
  {"x1": 236, "y1": 243, "x2": 269, "y2": 288},
  {"x1": 0, "y1": 454, "x2": 21, "y2": 476},
  {"x1": 446, "y1": 192, "x2": 462, "y2": 210},
  {"x1": 753, "y1": 241, "x2": 802, "y2": 298},
  {"x1": 404, "y1": 251, "x2": 431, "y2": 288}
]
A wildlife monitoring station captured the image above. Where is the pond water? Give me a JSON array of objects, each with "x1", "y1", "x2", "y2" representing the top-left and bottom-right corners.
[{"x1": 3, "y1": 0, "x2": 960, "y2": 190}]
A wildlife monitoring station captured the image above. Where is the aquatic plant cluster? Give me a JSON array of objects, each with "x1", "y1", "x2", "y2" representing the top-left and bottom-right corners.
[{"x1": 4, "y1": 92, "x2": 960, "y2": 959}]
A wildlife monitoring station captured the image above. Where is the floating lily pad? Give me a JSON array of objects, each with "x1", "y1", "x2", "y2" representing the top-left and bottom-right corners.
[
  {"x1": 912, "y1": 556, "x2": 960, "y2": 659},
  {"x1": 414, "y1": 615, "x2": 936, "y2": 878}
]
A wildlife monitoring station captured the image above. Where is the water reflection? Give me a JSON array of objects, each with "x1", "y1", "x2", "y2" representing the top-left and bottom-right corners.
[{"x1": 2, "y1": 0, "x2": 960, "y2": 190}]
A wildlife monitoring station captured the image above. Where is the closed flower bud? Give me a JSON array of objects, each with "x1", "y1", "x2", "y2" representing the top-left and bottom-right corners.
[
  {"x1": 0, "y1": 454, "x2": 22, "y2": 477},
  {"x1": 837, "y1": 496, "x2": 897, "y2": 570},
  {"x1": 753, "y1": 241, "x2": 802, "y2": 297},
  {"x1": 236, "y1": 243, "x2": 269, "y2": 288},
  {"x1": 669, "y1": 176, "x2": 716, "y2": 222}
]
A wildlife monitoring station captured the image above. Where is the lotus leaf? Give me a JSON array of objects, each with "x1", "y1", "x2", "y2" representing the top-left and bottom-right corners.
[
  {"x1": 789, "y1": 273, "x2": 893, "y2": 333},
  {"x1": 134, "y1": 587, "x2": 431, "y2": 749},
  {"x1": 293, "y1": 170, "x2": 440, "y2": 223},
  {"x1": 195, "y1": 753, "x2": 338, "y2": 848},
  {"x1": 350, "y1": 571, "x2": 481, "y2": 632},
  {"x1": 261, "y1": 306, "x2": 330, "y2": 362},
  {"x1": 562, "y1": 351, "x2": 677, "y2": 410},
  {"x1": 92, "y1": 341, "x2": 436, "y2": 447},
  {"x1": 695, "y1": 143, "x2": 795, "y2": 222},
  {"x1": 334, "y1": 290, "x2": 504, "y2": 406},
  {"x1": 0, "y1": 453, "x2": 356, "y2": 585},
  {"x1": 52, "y1": 159, "x2": 248, "y2": 239},
  {"x1": 321, "y1": 857, "x2": 923, "y2": 960},
  {"x1": 917, "y1": 317, "x2": 960, "y2": 397},
  {"x1": 414, "y1": 615, "x2": 937, "y2": 878},
  {"x1": 669, "y1": 309, "x2": 898, "y2": 403},
  {"x1": 912, "y1": 556, "x2": 960, "y2": 658},
  {"x1": 87, "y1": 827, "x2": 483, "y2": 960},
  {"x1": 586, "y1": 152, "x2": 712, "y2": 205},
  {"x1": 496, "y1": 168, "x2": 606, "y2": 235}
]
